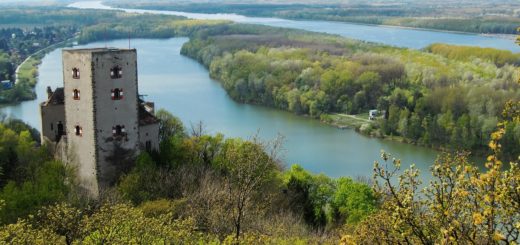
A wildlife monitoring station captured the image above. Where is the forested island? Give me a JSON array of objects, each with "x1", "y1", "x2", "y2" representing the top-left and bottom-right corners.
[
  {"x1": 0, "y1": 3, "x2": 518, "y2": 244},
  {"x1": 109, "y1": 0, "x2": 520, "y2": 35}
]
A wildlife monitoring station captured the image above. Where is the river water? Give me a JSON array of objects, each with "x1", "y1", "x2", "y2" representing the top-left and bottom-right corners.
[
  {"x1": 2, "y1": 1, "x2": 504, "y2": 179},
  {"x1": 69, "y1": 1, "x2": 520, "y2": 52}
]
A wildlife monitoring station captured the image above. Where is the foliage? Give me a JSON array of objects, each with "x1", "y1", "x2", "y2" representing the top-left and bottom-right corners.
[
  {"x1": 1, "y1": 201, "x2": 334, "y2": 244},
  {"x1": 214, "y1": 136, "x2": 282, "y2": 238},
  {"x1": 0, "y1": 52, "x2": 12, "y2": 81},
  {"x1": 77, "y1": 15, "x2": 229, "y2": 44},
  {"x1": 1, "y1": 103, "x2": 518, "y2": 243},
  {"x1": 0, "y1": 122, "x2": 70, "y2": 224},
  {"x1": 0, "y1": 219, "x2": 64, "y2": 244},
  {"x1": 284, "y1": 165, "x2": 376, "y2": 228},
  {"x1": 155, "y1": 109, "x2": 186, "y2": 142},
  {"x1": 426, "y1": 43, "x2": 520, "y2": 67},
  {"x1": 181, "y1": 23, "x2": 520, "y2": 158},
  {"x1": 349, "y1": 100, "x2": 520, "y2": 244},
  {"x1": 332, "y1": 177, "x2": 376, "y2": 224}
]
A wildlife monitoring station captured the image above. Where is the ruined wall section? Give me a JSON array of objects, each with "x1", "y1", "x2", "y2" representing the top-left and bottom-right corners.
[
  {"x1": 139, "y1": 123, "x2": 160, "y2": 151},
  {"x1": 40, "y1": 104, "x2": 65, "y2": 143}
]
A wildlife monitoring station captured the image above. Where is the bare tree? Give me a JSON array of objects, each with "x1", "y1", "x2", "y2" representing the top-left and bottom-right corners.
[{"x1": 218, "y1": 134, "x2": 284, "y2": 240}]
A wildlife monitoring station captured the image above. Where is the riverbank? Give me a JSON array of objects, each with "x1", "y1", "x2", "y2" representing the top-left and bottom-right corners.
[
  {"x1": 108, "y1": 2, "x2": 520, "y2": 36},
  {"x1": 3, "y1": 37, "x2": 79, "y2": 105},
  {"x1": 16, "y1": 37, "x2": 79, "y2": 81},
  {"x1": 278, "y1": 16, "x2": 520, "y2": 37},
  {"x1": 321, "y1": 113, "x2": 372, "y2": 129}
]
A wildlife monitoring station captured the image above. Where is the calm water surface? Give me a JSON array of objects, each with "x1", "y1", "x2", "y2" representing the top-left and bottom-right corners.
[{"x1": 1, "y1": 38, "x2": 440, "y2": 179}]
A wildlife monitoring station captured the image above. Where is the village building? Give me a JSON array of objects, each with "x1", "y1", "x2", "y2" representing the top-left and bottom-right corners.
[{"x1": 40, "y1": 48, "x2": 159, "y2": 198}]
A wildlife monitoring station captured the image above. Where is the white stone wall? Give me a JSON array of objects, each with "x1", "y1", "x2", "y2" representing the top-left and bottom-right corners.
[
  {"x1": 92, "y1": 50, "x2": 140, "y2": 189},
  {"x1": 62, "y1": 50, "x2": 99, "y2": 197}
]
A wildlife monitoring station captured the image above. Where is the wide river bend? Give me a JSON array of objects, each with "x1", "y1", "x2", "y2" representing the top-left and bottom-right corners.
[{"x1": 2, "y1": 1, "x2": 504, "y2": 179}]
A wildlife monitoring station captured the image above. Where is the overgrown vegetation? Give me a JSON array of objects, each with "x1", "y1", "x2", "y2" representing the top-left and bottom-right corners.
[
  {"x1": 0, "y1": 111, "x2": 376, "y2": 243},
  {"x1": 0, "y1": 101, "x2": 518, "y2": 244},
  {"x1": 347, "y1": 100, "x2": 520, "y2": 244}
]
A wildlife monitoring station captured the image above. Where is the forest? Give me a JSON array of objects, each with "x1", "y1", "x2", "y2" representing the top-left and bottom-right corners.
[
  {"x1": 0, "y1": 112, "x2": 376, "y2": 243},
  {"x1": 178, "y1": 23, "x2": 520, "y2": 159},
  {"x1": 111, "y1": 1, "x2": 520, "y2": 34},
  {"x1": 0, "y1": 103, "x2": 518, "y2": 243}
]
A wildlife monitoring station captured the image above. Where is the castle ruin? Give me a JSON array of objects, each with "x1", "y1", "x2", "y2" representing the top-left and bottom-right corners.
[{"x1": 40, "y1": 48, "x2": 159, "y2": 198}]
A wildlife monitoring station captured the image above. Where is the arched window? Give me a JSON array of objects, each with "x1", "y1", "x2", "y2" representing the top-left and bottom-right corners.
[
  {"x1": 74, "y1": 125, "x2": 82, "y2": 136},
  {"x1": 112, "y1": 125, "x2": 126, "y2": 137},
  {"x1": 72, "y1": 68, "x2": 80, "y2": 79},
  {"x1": 73, "y1": 89, "x2": 80, "y2": 100},
  {"x1": 110, "y1": 66, "x2": 122, "y2": 79},
  {"x1": 111, "y1": 88, "x2": 124, "y2": 100}
]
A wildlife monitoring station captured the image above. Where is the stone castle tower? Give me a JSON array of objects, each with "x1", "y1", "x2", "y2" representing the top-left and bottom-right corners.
[{"x1": 40, "y1": 48, "x2": 159, "y2": 198}]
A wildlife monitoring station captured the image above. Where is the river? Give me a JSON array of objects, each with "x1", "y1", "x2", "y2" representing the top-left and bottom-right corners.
[
  {"x1": 69, "y1": 1, "x2": 520, "y2": 52},
  {"x1": 0, "y1": 38, "x2": 443, "y2": 179},
  {"x1": 1, "y1": 2, "x2": 502, "y2": 179}
]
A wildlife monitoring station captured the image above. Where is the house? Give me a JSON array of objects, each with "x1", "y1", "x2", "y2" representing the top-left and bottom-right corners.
[
  {"x1": 369, "y1": 110, "x2": 379, "y2": 120},
  {"x1": 40, "y1": 48, "x2": 160, "y2": 198},
  {"x1": 1, "y1": 80, "x2": 13, "y2": 90}
]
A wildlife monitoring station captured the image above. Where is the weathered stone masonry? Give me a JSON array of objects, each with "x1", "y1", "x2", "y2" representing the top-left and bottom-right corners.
[{"x1": 40, "y1": 48, "x2": 160, "y2": 198}]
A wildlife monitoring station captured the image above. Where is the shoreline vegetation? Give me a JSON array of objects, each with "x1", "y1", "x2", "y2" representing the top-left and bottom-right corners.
[
  {"x1": 109, "y1": 1, "x2": 520, "y2": 35},
  {"x1": 6, "y1": 37, "x2": 79, "y2": 105},
  {"x1": 178, "y1": 24, "x2": 519, "y2": 159}
]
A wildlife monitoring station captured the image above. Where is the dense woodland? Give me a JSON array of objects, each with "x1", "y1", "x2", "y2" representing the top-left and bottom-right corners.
[
  {"x1": 0, "y1": 103, "x2": 518, "y2": 243},
  {"x1": 112, "y1": 1, "x2": 520, "y2": 34}
]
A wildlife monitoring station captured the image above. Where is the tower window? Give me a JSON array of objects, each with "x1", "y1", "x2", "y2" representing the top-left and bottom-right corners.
[
  {"x1": 110, "y1": 66, "x2": 122, "y2": 79},
  {"x1": 75, "y1": 125, "x2": 82, "y2": 136},
  {"x1": 111, "y1": 88, "x2": 124, "y2": 100},
  {"x1": 145, "y1": 141, "x2": 152, "y2": 152},
  {"x1": 72, "y1": 68, "x2": 80, "y2": 79},
  {"x1": 73, "y1": 89, "x2": 80, "y2": 100},
  {"x1": 112, "y1": 125, "x2": 126, "y2": 137}
]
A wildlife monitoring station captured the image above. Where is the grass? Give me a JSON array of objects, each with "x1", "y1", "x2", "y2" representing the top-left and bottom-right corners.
[
  {"x1": 321, "y1": 112, "x2": 373, "y2": 129},
  {"x1": 17, "y1": 56, "x2": 41, "y2": 87}
]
